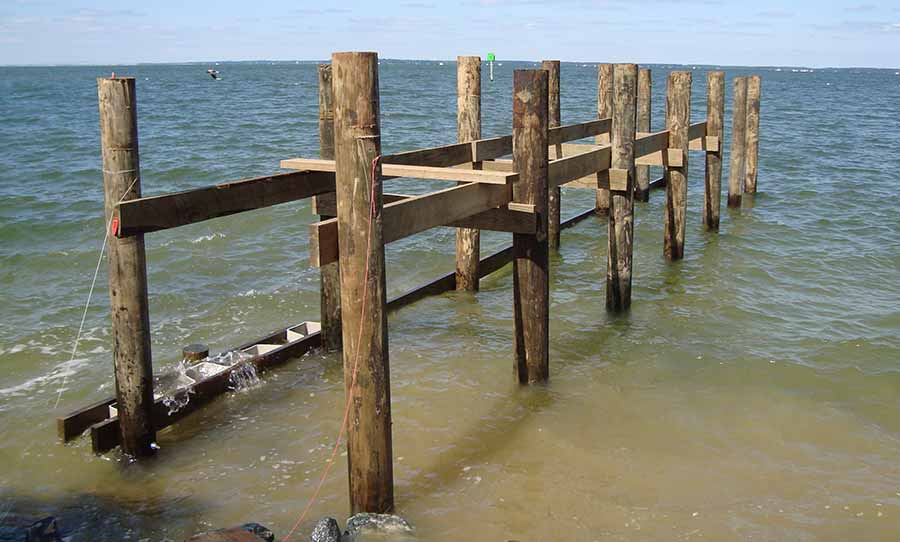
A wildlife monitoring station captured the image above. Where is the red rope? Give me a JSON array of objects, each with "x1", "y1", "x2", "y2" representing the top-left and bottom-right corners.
[{"x1": 282, "y1": 153, "x2": 381, "y2": 541}]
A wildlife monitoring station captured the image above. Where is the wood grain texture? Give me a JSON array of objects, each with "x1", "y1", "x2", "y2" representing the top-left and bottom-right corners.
[
  {"x1": 115, "y1": 171, "x2": 334, "y2": 236},
  {"x1": 635, "y1": 67, "x2": 652, "y2": 201},
  {"x1": 727, "y1": 76, "x2": 748, "y2": 207},
  {"x1": 607, "y1": 64, "x2": 637, "y2": 311},
  {"x1": 97, "y1": 77, "x2": 156, "y2": 457},
  {"x1": 456, "y1": 56, "x2": 482, "y2": 291},
  {"x1": 595, "y1": 63, "x2": 613, "y2": 214},
  {"x1": 704, "y1": 71, "x2": 724, "y2": 230},
  {"x1": 318, "y1": 64, "x2": 341, "y2": 351},
  {"x1": 744, "y1": 75, "x2": 761, "y2": 194},
  {"x1": 543, "y1": 60, "x2": 562, "y2": 249},
  {"x1": 664, "y1": 71, "x2": 691, "y2": 261},
  {"x1": 332, "y1": 51, "x2": 393, "y2": 514},
  {"x1": 512, "y1": 69, "x2": 549, "y2": 384}
]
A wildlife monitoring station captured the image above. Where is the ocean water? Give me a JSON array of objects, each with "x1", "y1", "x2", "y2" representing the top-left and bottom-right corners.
[{"x1": 0, "y1": 60, "x2": 898, "y2": 541}]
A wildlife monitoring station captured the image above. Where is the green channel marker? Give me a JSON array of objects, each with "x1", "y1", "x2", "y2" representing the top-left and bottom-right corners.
[{"x1": 487, "y1": 52, "x2": 496, "y2": 81}]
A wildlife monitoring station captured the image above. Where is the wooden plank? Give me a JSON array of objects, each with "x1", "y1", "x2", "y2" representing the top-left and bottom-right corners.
[
  {"x1": 280, "y1": 158, "x2": 516, "y2": 184},
  {"x1": 448, "y1": 205, "x2": 537, "y2": 234},
  {"x1": 311, "y1": 182, "x2": 510, "y2": 266},
  {"x1": 57, "y1": 397, "x2": 116, "y2": 442},
  {"x1": 471, "y1": 135, "x2": 512, "y2": 161},
  {"x1": 548, "y1": 147, "x2": 614, "y2": 189},
  {"x1": 313, "y1": 192, "x2": 405, "y2": 217},
  {"x1": 689, "y1": 135, "x2": 720, "y2": 151},
  {"x1": 548, "y1": 118, "x2": 611, "y2": 146},
  {"x1": 688, "y1": 121, "x2": 707, "y2": 142},
  {"x1": 382, "y1": 141, "x2": 472, "y2": 167},
  {"x1": 634, "y1": 129, "x2": 669, "y2": 158},
  {"x1": 116, "y1": 171, "x2": 335, "y2": 237}
]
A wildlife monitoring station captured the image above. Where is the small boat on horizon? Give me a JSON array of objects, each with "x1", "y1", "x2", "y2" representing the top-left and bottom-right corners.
[{"x1": 207, "y1": 68, "x2": 221, "y2": 80}]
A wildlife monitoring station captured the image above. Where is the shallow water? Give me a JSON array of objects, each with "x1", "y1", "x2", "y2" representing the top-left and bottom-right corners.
[{"x1": 1, "y1": 60, "x2": 899, "y2": 541}]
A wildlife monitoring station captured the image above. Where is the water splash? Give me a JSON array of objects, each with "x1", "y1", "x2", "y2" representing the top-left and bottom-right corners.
[{"x1": 229, "y1": 361, "x2": 260, "y2": 391}]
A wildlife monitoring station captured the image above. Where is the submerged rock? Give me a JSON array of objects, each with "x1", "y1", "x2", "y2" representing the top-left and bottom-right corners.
[
  {"x1": 310, "y1": 517, "x2": 341, "y2": 542},
  {"x1": 344, "y1": 514, "x2": 414, "y2": 542},
  {"x1": 25, "y1": 517, "x2": 64, "y2": 542},
  {"x1": 186, "y1": 522, "x2": 274, "y2": 541}
]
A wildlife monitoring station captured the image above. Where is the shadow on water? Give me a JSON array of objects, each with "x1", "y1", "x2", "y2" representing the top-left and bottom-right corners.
[{"x1": 0, "y1": 490, "x2": 210, "y2": 542}]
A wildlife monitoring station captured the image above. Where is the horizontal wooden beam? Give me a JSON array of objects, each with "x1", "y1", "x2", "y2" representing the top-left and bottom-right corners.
[
  {"x1": 472, "y1": 135, "x2": 513, "y2": 162},
  {"x1": 635, "y1": 130, "x2": 669, "y2": 158},
  {"x1": 115, "y1": 171, "x2": 335, "y2": 237},
  {"x1": 280, "y1": 158, "x2": 516, "y2": 185},
  {"x1": 548, "y1": 118, "x2": 612, "y2": 146},
  {"x1": 689, "y1": 135, "x2": 720, "y2": 152},
  {"x1": 310, "y1": 182, "x2": 511, "y2": 266},
  {"x1": 548, "y1": 146, "x2": 617, "y2": 189},
  {"x1": 448, "y1": 204, "x2": 537, "y2": 234},
  {"x1": 382, "y1": 141, "x2": 472, "y2": 167},
  {"x1": 688, "y1": 121, "x2": 707, "y2": 142}
]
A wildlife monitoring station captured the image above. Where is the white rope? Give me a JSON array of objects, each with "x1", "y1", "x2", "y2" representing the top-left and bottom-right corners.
[{"x1": 53, "y1": 176, "x2": 139, "y2": 410}]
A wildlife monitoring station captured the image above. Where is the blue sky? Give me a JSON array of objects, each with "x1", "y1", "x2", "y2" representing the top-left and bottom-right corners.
[{"x1": 1, "y1": 0, "x2": 898, "y2": 67}]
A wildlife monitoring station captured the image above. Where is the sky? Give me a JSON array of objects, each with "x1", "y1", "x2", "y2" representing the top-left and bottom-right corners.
[{"x1": 1, "y1": 0, "x2": 899, "y2": 68}]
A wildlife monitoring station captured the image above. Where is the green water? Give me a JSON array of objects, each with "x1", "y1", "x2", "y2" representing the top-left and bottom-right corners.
[{"x1": 1, "y1": 60, "x2": 899, "y2": 541}]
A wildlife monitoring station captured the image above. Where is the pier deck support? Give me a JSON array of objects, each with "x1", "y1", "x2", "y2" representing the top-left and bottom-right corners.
[
  {"x1": 332, "y1": 51, "x2": 393, "y2": 514},
  {"x1": 542, "y1": 60, "x2": 562, "y2": 249},
  {"x1": 635, "y1": 67, "x2": 651, "y2": 202},
  {"x1": 512, "y1": 70, "x2": 550, "y2": 384},
  {"x1": 664, "y1": 71, "x2": 691, "y2": 260},
  {"x1": 317, "y1": 64, "x2": 341, "y2": 350},
  {"x1": 607, "y1": 64, "x2": 637, "y2": 311},
  {"x1": 455, "y1": 56, "x2": 482, "y2": 291},
  {"x1": 727, "y1": 76, "x2": 748, "y2": 207},
  {"x1": 595, "y1": 63, "x2": 613, "y2": 214},
  {"x1": 744, "y1": 75, "x2": 761, "y2": 194},
  {"x1": 97, "y1": 77, "x2": 156, "y2": 457},
  {"x1": 704, "y1": 71, "x2": 724, "y2": 230}
]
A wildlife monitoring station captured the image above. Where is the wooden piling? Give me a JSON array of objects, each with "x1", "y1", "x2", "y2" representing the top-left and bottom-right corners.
[
  {"x1": 727, "y1": 76, "x2": 748, "y2": 207},
  {"x1": 512, "y1": 69, "x2": 549, "y2": 384},
  {"x1": 542, "y1": 60, "x2": 562, "y2": 249},
  {"x1": 317, "y1": 64, "x2": 341, "y2": 350},
  {"x1": 703, "y1": 71, "x2": 724, "y2": 230},
  {"x1": 455, "y1": 56, "x2": 482, "y2": 291},
  {"x1": 635, "y1": 67, "x2": 651, "y2": 202},
  {"x1": 744, "y1": 75, "x2": 761, "y2": 194},
  {"x1": 332, "y1": 52, "x2": 393, "y2": 514},
  {"x1": 663, "y1": 71, "x2": 691, "y2": 261},
  {"x1": 607, "y1": 64, "x2": 637, "y2": 311},
  {"x1": 97, "y1": 77, "x2": 156, "y2": 457},
  {"x1": 595, "y1": 63, "x2": 613, "y2": 214}
]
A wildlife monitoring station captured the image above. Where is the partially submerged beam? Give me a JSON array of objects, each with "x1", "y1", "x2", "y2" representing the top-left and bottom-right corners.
[
  {"x1": 543, "y1": 60, "x2": 562, "y2": 249},
  {"x1": 317, "y1": 63, "x2": 341, "y2": 351},
  {"x1": 333, "y1": 51, "x2": 393, "y2": 515},
  {"x1": 512, "y1": 69, "x2": 550, "y2": 384},
  {"x1": 744, "y1": 75, "x2": 761, "y2": 194},
  {"x1": 704, "y1": 71, "x2": 725, "y2": 230},
  {"x1": 635, "y1": 67, "x2": 651, "y2": 201},
  {"x1": 115, "y1": 170, "x2": 335, "y2": 237},
  {"x1": 595, "y1": 63, "x2": 613, "y2": 214},
  {"x1": 727, "y1": 76, "x2": 748, "y2": 207},
  {"x1": 607, "y1": 64, "x2": 637, "y2": 311},
  {"x1": 664, "y1": 71, "x2": 691, "y2": 261},
  {"x1": 456, "y1": 56, "x2": 482, "y2": 292},
  {"x1": 98, "y1": 76, "x2": 156, "y2": 458}
]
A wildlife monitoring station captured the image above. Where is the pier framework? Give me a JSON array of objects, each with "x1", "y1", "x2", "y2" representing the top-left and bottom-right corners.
[{"x1": 60, "y1": 53, "x2": 762, "y2": 511}]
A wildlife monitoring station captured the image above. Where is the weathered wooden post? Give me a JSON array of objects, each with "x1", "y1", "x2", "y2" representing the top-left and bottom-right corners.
[
  {"x1": 635, "y1": 67, "x2": 652, "y2": 202},
  {"x1": 332, "y1": 51, "x2": 393, "y2": 513},
  {"x1": 663, "y1": 71, "x2": 691, "y2": 260},
  {"x1": 512, "y1": 69, "x2": 549, "y2": 384},
  {"x1": 595, "y1": 63, "x2": 613, "y2": 214},
  {"x1": 744, "y1": 75, "x2": 761, "y2": 194},
  {"x1": 455, "y1": 56, "x2": 481, "y2": 291},
  {"x1": 704, "y1": 71, "x2": 724, "y2": 230},
  {"x1": 317, "y1": 64, "x2": 341, "y2": 350},
  {"x1": 607, "y1": 64, "x2": 637, "y2": 311},
  {"x1": 727, "y1": 76, "x2": 748, "y2": 207},
  {"x1": 542, "y1": 60, "x2": 562, "y2": 249},
  {"x1": 97, "y1": 77, "x2": 156, "y2": 457}
]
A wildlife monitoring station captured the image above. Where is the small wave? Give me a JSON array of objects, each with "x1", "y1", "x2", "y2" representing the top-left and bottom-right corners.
[{"x1": 191, "y1": 232, "x2": 226, "y2": 244}]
